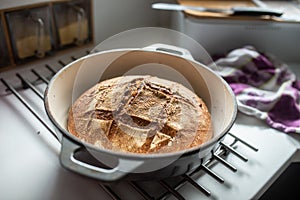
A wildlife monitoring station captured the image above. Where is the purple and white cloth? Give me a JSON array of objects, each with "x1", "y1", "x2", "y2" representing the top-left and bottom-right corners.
[{"x1": 212, "y1": 46, "x2": 300, "y2": 133}]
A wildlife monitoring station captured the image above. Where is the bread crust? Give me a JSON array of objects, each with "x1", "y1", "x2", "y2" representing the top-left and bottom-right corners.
[{"x1": 68, "y1": 76, "x2": 212, "y2": 154}]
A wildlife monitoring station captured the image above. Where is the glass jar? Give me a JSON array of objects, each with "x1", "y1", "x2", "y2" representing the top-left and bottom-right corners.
[
  {"x1": 5, "y1": 5, "x2": 54, "y2": 63},
  {"x1": 53, "y1": 0, "x2": 92, "y2": 48}
]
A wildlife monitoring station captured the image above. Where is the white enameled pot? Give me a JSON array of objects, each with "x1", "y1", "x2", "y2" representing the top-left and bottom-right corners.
[{"x1": 44, "y1": 44, "x2": 237, "y2": 181}]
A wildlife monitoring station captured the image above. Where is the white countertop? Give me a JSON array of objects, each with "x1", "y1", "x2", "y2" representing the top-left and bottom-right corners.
[
  {"x1": 177, "y1": 112, "x2": 300, "y2": 200},
  {"x1": 1, "y1": 84, "x2": 300, "y2": 200}
]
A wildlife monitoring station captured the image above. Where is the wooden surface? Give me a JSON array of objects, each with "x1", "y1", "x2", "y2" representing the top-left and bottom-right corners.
[
  {"x1": 0, "y1": 0, "x2": 67, "y2": 11},
  {"x1": 177, "y1": 0, "x2": 258, "y2": 19},
  {"x1": 177, "y1": 0, "x2": 300, "y2": 22}
]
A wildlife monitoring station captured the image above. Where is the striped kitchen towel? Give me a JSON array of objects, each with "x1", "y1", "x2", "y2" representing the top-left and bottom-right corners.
[{"x1": 213, "y1": 46, "x2": 300, "y2": 133}]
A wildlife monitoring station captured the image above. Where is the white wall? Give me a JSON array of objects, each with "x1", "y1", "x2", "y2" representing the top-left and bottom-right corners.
[
  {"x1": 172, "y1": 12, "x2": 300, "y2": 63},
  {"x1": 92, "y1": 0, "x2": 174, "y2": 44}
]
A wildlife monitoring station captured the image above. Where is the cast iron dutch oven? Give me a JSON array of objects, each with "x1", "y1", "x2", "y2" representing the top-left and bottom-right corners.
[{"x1": 44, "y1": 44, "x2": 237, "y2": 181}]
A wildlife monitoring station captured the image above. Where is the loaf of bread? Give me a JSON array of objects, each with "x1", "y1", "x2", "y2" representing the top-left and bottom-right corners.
[{"x1": 67, "y1": 75, "x2": 212, "y2": 154}]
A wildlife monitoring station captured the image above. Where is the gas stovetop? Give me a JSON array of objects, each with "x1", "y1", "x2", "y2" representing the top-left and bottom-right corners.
[{"x1": 1, "y1": 47, "x2": 300, "y2": 200}]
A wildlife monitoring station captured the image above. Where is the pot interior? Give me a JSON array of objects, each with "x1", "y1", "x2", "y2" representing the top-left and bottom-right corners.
[{"x1": 45, "y1": 49, "x2": 236, "y2": 149}]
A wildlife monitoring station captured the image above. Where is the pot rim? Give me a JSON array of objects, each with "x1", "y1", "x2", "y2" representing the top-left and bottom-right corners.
[{"x1": 44, "y1": 47, "x2": 238, "y2": 159}]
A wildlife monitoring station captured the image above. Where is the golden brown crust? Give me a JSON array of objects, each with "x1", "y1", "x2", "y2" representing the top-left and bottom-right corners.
[{"x1": 68, "y1": 76, "x2": 213, "y2": 154}]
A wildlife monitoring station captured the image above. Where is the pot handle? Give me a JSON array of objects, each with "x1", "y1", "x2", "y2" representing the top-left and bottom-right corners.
[
  {"x1": 60, "y1": 137, "x2": 143, "y2": 181},
  {"x1": 143, "y1": 43, "x2": 194, "y2": 60}
]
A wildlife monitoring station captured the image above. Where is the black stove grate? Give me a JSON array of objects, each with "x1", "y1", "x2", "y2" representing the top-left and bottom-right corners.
[{"x1": 0, "y1": 49, "x2": 258, "y2": 200}]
